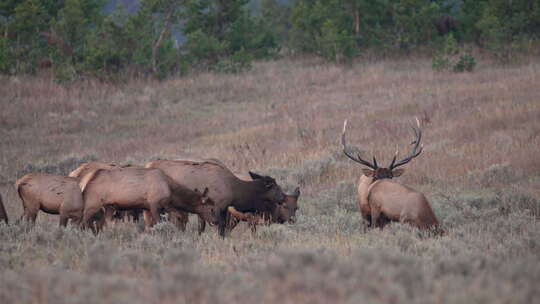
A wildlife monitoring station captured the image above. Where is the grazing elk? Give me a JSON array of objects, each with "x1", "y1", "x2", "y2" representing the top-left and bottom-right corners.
[
  {"x1": 342, "y1": 118, "x2": 439, "y2": 231},
  {"x1": 145, "y1": 159, "x2": 286, "y2": 237},
  {"x1": 79, "y1": 167, "x2": 217, "y2": 231},
  {"x1": 0, "y1": 193, "x2": 8, "y2": 224},
  {"x1": 70, "y1": 162, "x2": 188, "y2": 229},
  {"x1": 71, "y1": 162, "x2": 141, "y2": 225},
  {"x1": 15, "y1": 173, "x2": 84, "y2": 226},
  {"x1": 179, "y1": 168, "x2": 300, "y2": 234},
  {"x1": 227, "y1": 187, "x2": 301, "y2": 233}
]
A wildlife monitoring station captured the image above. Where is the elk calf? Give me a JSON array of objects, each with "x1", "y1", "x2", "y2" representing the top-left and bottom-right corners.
[{"x1": 342, "y1": 118, "x2": 439, "y2": 231}]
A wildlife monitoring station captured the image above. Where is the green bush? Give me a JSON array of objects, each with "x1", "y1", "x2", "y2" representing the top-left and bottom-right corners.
[
  {"x1": 215, "y1": 49, "x2": 252, "y2": 74},
  {"x1": 474, "y1": 0, "x2": 540, "y2": 63},
  {"x1": 53, "y1": 63, "x2": 79, "y2": 83},
  {"x1": 317, "y1": 20, "x2": 356, "y2": 63},
  {"x1": 432, "y1": 34, "x2": 476, "y2": 72},
  {"x1": 453, "y1": 53, "x2": 476, "y2": 72},
  {"x1": 0, "y1": 37, "x2": 14, "y2": 74},
  {"x1": 289, "y1": 0, "x2": 356, "y2": 62}
]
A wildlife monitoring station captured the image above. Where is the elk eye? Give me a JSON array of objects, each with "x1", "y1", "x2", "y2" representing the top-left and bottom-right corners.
[{"x1": 265, "y1": 183, "x2": 274, "y2": 189}]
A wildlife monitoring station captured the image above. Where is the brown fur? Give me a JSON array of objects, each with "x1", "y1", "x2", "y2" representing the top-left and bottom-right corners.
[
  {"x1": 342, "y1": 119, "x2": 438, "y2": 231},
  {"x1": 157, "y1": 157, "x2": 226, "y2": 232},
  {"x1": 72, "y1": 162, "x2": 188, "y2": 229},
  {"x1": 80, "y1": 167, "x2": 216, "y2": 231},
  {"x1": 226, "y1": 187, "x2": 301, "y2": 233},
  {"x1": 69, "y1": 162, "x2": 126, "y2": 179},
  {"x1": 145, "y1": 159, "x2": 286, "y2": 237},
  {"x1": 0, "y1": 193, "x2": 8, "y2": 224},
  {"x1": 195, "y1": 170, "x2": 300, "y2": 233},
  {"x1": 358, "y1": 173, "x2": 439, "y2": 230},
  {"x1": 172, "y1": 157, "x2": 227, "y2": 168},
  {"x1": 15, "y1": 173, "x2": 84, "y2": 226}
]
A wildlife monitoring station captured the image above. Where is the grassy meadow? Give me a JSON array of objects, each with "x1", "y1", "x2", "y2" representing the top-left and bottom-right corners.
[{"x1": 0, "y1": 56, "x2": 539, "y2": 303}]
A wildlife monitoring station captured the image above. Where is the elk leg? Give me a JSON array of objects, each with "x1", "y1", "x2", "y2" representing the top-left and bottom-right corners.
[
  {"x1": 93, "y1": 209, "x2": 106, "y2": 232},
  {"x1": 217, "y1": 208, "x2": 228, "y2": 238},
  {"x1": 370, "y1": 207, "x2": 382, "y2": 229},
  {"x1": 104, "y1": 206, "x2": 115, "y2": 225},
  {"x1": 59, "y1": 213, "x2": 69, "y2": 227},
  {"x1": 120, "y1": 211, "x2": 129, "y2": 222},
  {"x1": 21, "y1": 205, "x2": 38, "y2": 224},
  {"x1": 131, "y1": 209, "x2": 141, "y2": 222},
  {"x1": 165, "y1": 208, "x2": 188, "y2": 231},
  {"x1": 175, "y1": 211, "x2": 188, "y2": 231},
  {"x1": 148, "y1": 205, "x2": 161, "y2": 229},
  {"x1": 198, "y1": 215, "x2": 206, "y2": 234},
  {"x1": 60, "y1": 205, "x2": 83, "y2": 228},
  {"x1": 225, "y1": 211, "x2": 239, "y2": 233},
  {"x1": 143, "y1": 210, "x2": 152, "y2": 229},
  {"x1": 71, "y1": 215, "x2": 82, "y2": 226},
  {"x1": 364, "y1": 215, "x2": 372, "y2": 227},
  {"x1": 248, "y1": 215, "x2": 258, "y2": 235},
  {"x1": 82, "y1": 206, "x2": 102, "y2": 232}
]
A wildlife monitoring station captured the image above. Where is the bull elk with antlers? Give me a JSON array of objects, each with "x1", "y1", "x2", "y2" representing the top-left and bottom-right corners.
[{"x1": 342, "y1": 118, "x2": 439, "y2": 231}]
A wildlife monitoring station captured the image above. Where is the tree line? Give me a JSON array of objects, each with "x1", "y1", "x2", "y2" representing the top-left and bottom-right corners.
[{"x1": 1, "y1": 0, "x2": 539, "y2": 81}]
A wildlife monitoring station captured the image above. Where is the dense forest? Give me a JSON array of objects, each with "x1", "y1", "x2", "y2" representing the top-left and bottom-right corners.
[{"x1": 1, "y1": 0, "x2": 539, "y2": 81}]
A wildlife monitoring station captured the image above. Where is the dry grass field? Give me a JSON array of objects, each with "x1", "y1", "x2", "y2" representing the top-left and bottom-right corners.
[{"x1": 1, "y1": 56, "x2": 539, "y2": 303}]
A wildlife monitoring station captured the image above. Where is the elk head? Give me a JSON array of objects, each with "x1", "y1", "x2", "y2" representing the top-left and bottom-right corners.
[
  {"x1": 278, "y1": 187, "x2": 300, "y2": 224},
  {"x1": 195, "y1": 187, "x2": 212, "y2": 204},
  {"x1": 342, "y1": 118, "x2": 423, "y2": 180},
  {"x1": 249, "y1": 171, "x2": 287, "y2": 204}
]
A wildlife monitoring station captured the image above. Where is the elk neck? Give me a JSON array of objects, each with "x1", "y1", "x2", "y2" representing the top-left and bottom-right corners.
[{"x1": 233, "y1": 179, "x2": 272, "y2": 211}]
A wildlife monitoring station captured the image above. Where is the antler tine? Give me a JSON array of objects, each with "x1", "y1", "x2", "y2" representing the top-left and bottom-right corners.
[
  {"x1": 389, "y1": 117, "x2": 423, "y2": 169},
  {"x1": 342, "y1": 120, "x2": 378, "y2": 169},
  {"x1": 388, "y1": 148, "x2": 399, "y2": 168}
]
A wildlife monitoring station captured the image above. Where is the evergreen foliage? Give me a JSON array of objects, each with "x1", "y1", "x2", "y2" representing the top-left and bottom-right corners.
[
  {"x1": 0, "y1": 0, "x2": 538, "y2": 80},
  {"x1": 432, "y1": 34, "x2": 475, "y2": 72}
]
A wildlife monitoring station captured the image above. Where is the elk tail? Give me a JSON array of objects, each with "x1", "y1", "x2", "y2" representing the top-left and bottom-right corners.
[
  {"x1": 14, "y1": 175, "x2": 34, "y2": 224},
  {"x1": 14, "y1": 174, "x2": 33, "y2": 201}
]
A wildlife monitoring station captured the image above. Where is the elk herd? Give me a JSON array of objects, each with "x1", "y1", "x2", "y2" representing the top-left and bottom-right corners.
[{"x1": 0, "y1": 118, "x2": 442, "y2": 237}]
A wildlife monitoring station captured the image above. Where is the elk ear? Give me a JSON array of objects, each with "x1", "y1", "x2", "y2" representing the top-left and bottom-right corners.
[
  {"x1": 361, "y1": 169, "x2": 374, "y2": 177},
  {"x1": 292, "y1": 187, "x2": 300, "y2": 198},
  {"x1": 392, "y1": 168, "x2": 405, "y2": 177},
  {"x1": 249, "y1": 171, "x2": 263, "y2": 180},
  {"x1": 202, "y1": 187, "x2": 209, "y2": 197}
]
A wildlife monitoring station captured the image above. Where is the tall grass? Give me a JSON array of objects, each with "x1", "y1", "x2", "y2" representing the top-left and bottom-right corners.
[{"x1": 0, "y1": 56, "x2": 539, "y2": 303}]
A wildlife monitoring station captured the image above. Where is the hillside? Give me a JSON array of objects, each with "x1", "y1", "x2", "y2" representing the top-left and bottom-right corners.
[{"x1": 0, "y1": 57, "x2": 539, "y2": 303}]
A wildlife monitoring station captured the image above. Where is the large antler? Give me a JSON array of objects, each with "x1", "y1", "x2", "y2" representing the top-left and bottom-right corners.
[
  {"x1": 388, "y1": 118, "x2": 423, "y2": 169},
  {"x1": 342, "y1": 120, "x2": 378, "y2": 169}
]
